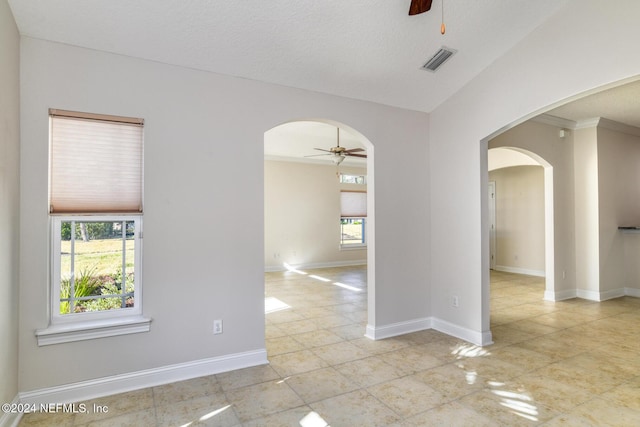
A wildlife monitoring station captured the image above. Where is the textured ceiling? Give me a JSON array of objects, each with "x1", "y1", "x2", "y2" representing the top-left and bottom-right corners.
[
  {"x1": 265, "y1": 122, "x2": 366, "y2": 167},
  {"x1": 8, "y1": 0, "x2": 569, "y2": 113},
  {"x1": 544, "y1": 80, "x2": 640, "y2": 129},
  {"x1": 10, "y1": 0, "x2": 638, "y2": 164}
]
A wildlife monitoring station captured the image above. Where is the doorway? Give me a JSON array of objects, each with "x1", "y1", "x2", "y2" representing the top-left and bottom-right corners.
[
  {"x1": 487, "y1": 147, "x2": 554, "y2": 299},
  {"x1": 263, "y1": 119, "x2": 375, "y2": 340}
]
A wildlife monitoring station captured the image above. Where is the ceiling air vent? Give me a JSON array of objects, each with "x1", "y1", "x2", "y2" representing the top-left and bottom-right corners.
[{"x1": 421, "y1": 47, "x2": 457, "y2": 72}]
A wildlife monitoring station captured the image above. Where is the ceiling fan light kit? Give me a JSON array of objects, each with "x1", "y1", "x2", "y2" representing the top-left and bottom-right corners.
[{"x1": 304, "y1": 127, "x2": 366, "y2": 166}]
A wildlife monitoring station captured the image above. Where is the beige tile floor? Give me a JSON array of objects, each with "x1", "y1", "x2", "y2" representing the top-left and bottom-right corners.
[{"x1": 19, "y1": 267, "x2": 640, "y2": 426}]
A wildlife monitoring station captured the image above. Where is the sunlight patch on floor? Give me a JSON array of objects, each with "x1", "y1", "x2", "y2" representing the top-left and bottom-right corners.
[
  {"x1": 489, "y1": 381, "x2": 539, "y2": 422},
  {"x1": 283, "y1": 263, "x2": 308, "y2": 275},
  {"x1": 299, "y1": 411, "x2": 329, "y2": 427},
  {"x1": 451, "y1": 343, "x2": 490, "y2": 358},
  {"x1": 265, "y1": 296, "x2": 291, "y2": 313},
  {"x1": 333, "y1": 282, "x2": 363, "y2": 292}
]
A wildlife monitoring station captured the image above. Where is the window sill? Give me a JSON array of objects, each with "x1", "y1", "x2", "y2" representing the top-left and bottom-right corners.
[
  {"x1": 340, "y1": 244, "x2": 367, "y2": 251},
  {"x1": 35, "y1": 316, "x2": 151, "y2": 346}
]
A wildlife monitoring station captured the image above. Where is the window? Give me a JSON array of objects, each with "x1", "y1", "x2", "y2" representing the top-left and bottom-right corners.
[
  {"x1": 37, "y1": 110, "x2": 148, "y2": 346},
  {"x1": 341, "y1": 218, "x2": 366, "y2": 246},
  {"x1": 340, "y1": 191, "x2": 367, "y2": 248},
  {"x1": 51, "y1": 216, "x2": 141, "y2": 321},
  {"x1": 339, "y1": 173, "x2": 366, "y2": 184}
]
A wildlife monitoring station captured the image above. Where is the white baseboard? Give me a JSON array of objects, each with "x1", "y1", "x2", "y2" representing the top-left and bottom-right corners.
[
  {"x1": 577, "y1": 288, "x2": 625, "y2": 301},
  {"x1": 364, "y1": 318, "x2": 431, "y2": 340},
  {"x1": 625, "y1": 287, "x2": 640, "y2": 298},
  {"x1": 265, "y1": 260, "x2": 366, "y2": 273},
  {"x1": 0, "y1": 395, "x2": 21, "y2": 427},
  {"x1": 365, "y1": 317, "x2": 491, "y2": 347},
  {"x1": 544, "y1": 288, "x2": 577, "y2": 301},
  {"x1": 494, "y1": 265, "x2": 545, "y2": 277},
  {"x1": 431, "y1": 318, "x2": 493, "y2": 347},
  {"x1": 19, "y1": 349, "x2": 268, "y2": 406}
]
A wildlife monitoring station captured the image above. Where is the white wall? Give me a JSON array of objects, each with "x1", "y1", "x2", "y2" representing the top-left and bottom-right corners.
[
  {"x1": 573, "y1": 127, "x2": 600, "y2": 296},
  {"x1": 489, "y1": 166, "x2": 545, "y2": 275},
  {"x1": 490, "y1": 120, "x2": 576, "y2": 297},
  {"x1": 0, "y1": 0, "x2": 20, "y2": 410},
  {"x1": 597, "y1": 125, "x2": 640, "y2": 295},
  {"x1": 430, "y1": 0, "x2": 640, "y2": 341},
  {"x1": 264, "y1": 160, "x2": 366, "y2": 270},
  {"x1": 18, "y1": 37, "x2": 430, "y2": 393}
]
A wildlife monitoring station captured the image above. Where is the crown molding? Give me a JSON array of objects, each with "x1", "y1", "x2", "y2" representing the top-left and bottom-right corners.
[
  {"x1": 264, "y1": 155, "x2": 366, "y2": 168},
  {"x1": 533, "y1": 114, "x2": 640, "y2": 138},
  {"x1": 531, "y1": 114, "x2": 577, "y2": 129},
  {"x1": 594, "y1": 117, "x2": 640, "y2": 137}
]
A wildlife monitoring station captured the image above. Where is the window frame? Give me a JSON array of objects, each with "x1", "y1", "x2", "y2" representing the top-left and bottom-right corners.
[
  {"x1": 339, "y1": 189, "x2": 367, "y2": 250},
  {"x1": 50, "y1": 215, "x2": 143, "y2": 324},
  {"x1": 36, "y1": 215, "x2": 149, "y2": 346},
  {"x1": 340, "y1": 217, "x2": 367, "y2": 249},
  {"x1": 37, "y1": 110, "x2": 149, "y2": 346},
  {"x1": 339, "y1": 173, "x2": 367, "y2": 185}
]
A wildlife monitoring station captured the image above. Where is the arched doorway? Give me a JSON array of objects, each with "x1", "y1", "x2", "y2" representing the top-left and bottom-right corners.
[
  {"x1": 487, "y1": 147, "x2": 555, "y2": 299},
  {"x1": 263, "y1": 119, "x2": 376, "y2": 339}
]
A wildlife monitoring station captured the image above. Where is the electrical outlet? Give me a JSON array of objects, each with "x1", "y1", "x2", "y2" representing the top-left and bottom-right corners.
[
  {"x1": 213, "y1": 319, "x2": 223, "y2": 335},
  {"x1": 452, "y1": 296, "x2": 459, "y2": 308}
]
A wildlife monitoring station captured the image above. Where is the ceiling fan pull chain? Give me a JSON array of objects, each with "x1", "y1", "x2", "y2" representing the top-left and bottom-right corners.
[{"x1": 441, "y1": 0, "x2": 446, "y2": 34}]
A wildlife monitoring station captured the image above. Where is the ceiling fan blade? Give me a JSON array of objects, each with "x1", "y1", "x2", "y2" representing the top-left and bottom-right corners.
[
  {"x1": 344, "y1": 148, "x2": 365, "y2": 153},
  {"x1": 409, "y1": 0, "x2": 433, "y2": 15},
  {"x1": 313, "y1": 148, "x2": 333, "y2": 153},
  {"x1": 346, "y1": 153, "x2": 367, "y2": 158}
]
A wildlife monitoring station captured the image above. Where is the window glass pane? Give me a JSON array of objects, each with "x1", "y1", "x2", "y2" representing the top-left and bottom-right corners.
[
  {"x1": 341, "y1": 218, "x2": 366, "y2": 245},
  {"x1": 59, "y1": 220, "x2": 135, "y2": 314},
  {"x1": 339, "y1": 174, "x2": 366, "y2": 184}
]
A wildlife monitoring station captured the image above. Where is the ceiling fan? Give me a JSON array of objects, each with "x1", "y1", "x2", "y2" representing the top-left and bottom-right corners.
[
  {"x1": 305, "y1": 128, "x2": 366, "y2": 165},
  {"x1": 409, "y1": 0, "x2": 433, "y2": 15},
  {"x1": 409, "y1": 0, "x2": 446, "y2": 34}
]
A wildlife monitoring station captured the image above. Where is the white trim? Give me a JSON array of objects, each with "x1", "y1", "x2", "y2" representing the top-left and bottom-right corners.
[
  {"x1": 340, "y1": 244, "x2": 367, "y2": 251},
  {"x1": 546, "y1": 287, "x2": 639, "y2": 301},
  {"x1": 570, "y1": 116, "x2": 640, "y2": 137},
  {"x1": 364, "y1": 318, "x2": 431, "y2": 340},
  {"x1": 544, "y1": 288, "x2": 577, "y2": 301},
  {"x1": 494, "y1": 265, "x2": 545, "y2": 277},
  {"x1": 19, "y1": 349, "x2": 268, "y2": 406},
  {"x1": 576, "y1": 287, "x2": 625, "y2": 301},
  {"x1": 431, "y1": 317, "x2": 493, "y2": 347},
  {"x1": 265, "y1": 259, "x2": 366, "y2": 273},
  {"x1": 364, "y1": 317, "x2": 492, "y2": 347},
  {"x1": 576, "y1": 289, "x2": 601, "y2": 301},
  {"x1": 594, "y1": 117, "x2": 640, "y2": 137},
  {"x1": 531, "y1": 114, "x2": 577, "y2": 130},
  {"x1": 264, "y1": 154, "x2": 366, "y2": 168},
  {"x1": 50, "y1": 215, "x2": 143, "y2": 325},
  {"x1": 599, "y1": 288, "x2": 626, "y2": 301},
  {"x1": 35, "y1": 316, "x2": 151, "y2": 346},
  {"x1": 573, "y1": 117, "x2": 602, "y2": 130},
  {"x1": 0, "y1": 395, "x2": 22, "y2": 427},
  {"x1": 625, "y1": 287, "x2": 640, "y2": 298}
]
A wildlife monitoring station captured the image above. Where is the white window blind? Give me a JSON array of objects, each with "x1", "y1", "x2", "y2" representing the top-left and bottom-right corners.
[
  {"x1": 340, "y1": 191, "x2": 367, "y2": 218},
  {"x1": 49, "y1": 110, "x2": 144, "y2": 213}
]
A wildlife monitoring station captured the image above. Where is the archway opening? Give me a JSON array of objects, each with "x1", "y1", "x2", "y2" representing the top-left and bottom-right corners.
[
  {"x1": 487, "y1": 147, "x2": 555, "y2": 300},
  {"x1": 263, "y1": 119, "x2": 376, "y2": 344},
  {"x1": 480, "y1": 77, "x2": 640, "y2": 343}
]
